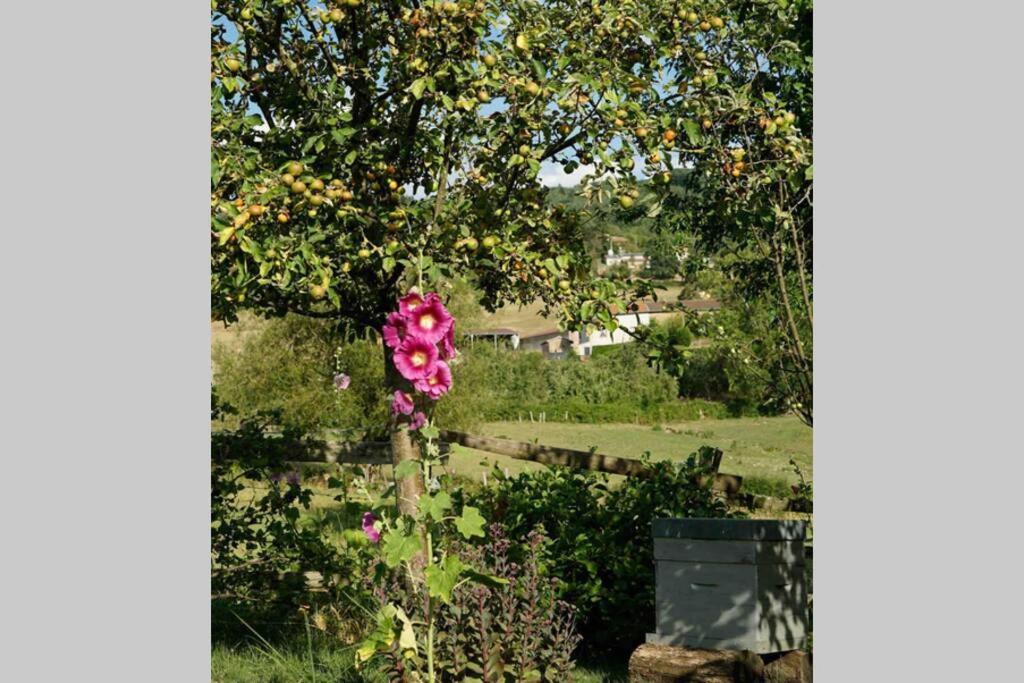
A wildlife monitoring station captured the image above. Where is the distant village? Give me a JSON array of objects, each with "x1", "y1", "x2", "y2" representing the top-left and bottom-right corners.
[{"x1": 466, "y1": 298, "x2": 720, "y2": 360}]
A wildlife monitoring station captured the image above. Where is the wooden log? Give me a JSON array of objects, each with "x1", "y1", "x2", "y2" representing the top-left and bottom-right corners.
[
  {"x1": 763, "y1": 650, "x2": 812, "y2": 683},
  {"x1": 628, "y1": 644, "x2": 764, "y2": 683},
  {"x1": 441, "y1": 430, "x2": 743, "y2": 493}
]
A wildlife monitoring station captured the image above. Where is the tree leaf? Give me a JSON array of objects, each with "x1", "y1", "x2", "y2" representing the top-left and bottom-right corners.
[
  {"x1": 682, "y1": 119, "x2": 702, "y2": 146},
  {"x1": 410, "y1": 77, "x2": 429, "y2": 99}
]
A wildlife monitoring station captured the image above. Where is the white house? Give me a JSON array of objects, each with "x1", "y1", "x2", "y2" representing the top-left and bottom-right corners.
[
  {"x1": 574, "y1": 304, "x2": 654, "y2": 356},
  {"x1": 602, "y1": 245, "x2": 648, "y2": 272}
]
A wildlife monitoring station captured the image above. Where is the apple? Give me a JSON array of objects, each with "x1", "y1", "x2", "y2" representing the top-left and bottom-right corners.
[
  {"x1": 465, "y1": 236, "x2": 479, "y2": 250},
  {"x1": 558, "y1": 279, "x2": 571, "y2": 291},
  {"x1": 477, "y1": 89, "x2": 491, "y2": 103},
  {"x1": 663, "y1": 129, "x2": 677, "y2": 143},
  {"x1": 290, "y1": 180, "x2": 307, "y2": 194},
  {"x1": 310, "y1": 284, "x2": 326, "y2": 299},
  {"x1": 358, "y1": 248, "x2": 371, "y2": 259},
  {"x1": 310, "y1": 178, "x2": 325, "y2": 192},
  {"x1": 247, "y1": 204, "x2": 265, "y2": 216},
  {"x1": 483, "y1": 54, "x2": 497, "y2": 67},
  {"x1": 287, "y1": 161, "x2": 304, "y2": 176},
  {"x1": 329, "y1": 8, "x2": 344, "y2": 22},
  {"x1": 482, "y1": 235, "x2": 499, "y2": 249},
  {"x1": 619, "y1": 195, "x2": 634, "y2": 209},
  {"x1": 225, "y1": 58, "x2": 242, "y2": 72},
  {"x1": 277, "y1": 212, "x2": 289, "y2": 223}
]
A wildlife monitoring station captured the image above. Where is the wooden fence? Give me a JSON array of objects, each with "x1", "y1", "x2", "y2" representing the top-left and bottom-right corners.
[{"x1": 220, "y1": 429, "x2": 744, "y2": 495}]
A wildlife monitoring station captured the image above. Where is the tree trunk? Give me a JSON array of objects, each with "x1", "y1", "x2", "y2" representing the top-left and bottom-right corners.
[
  {"x1": 390, "y1": 422, "x2": 425, "y2": 518},
  {"x1": 384, "y1": 346, "x2": 427, "y2": 577},
  {"x1": 628, "y1": 644, "x2": 764, "y2": 683}
]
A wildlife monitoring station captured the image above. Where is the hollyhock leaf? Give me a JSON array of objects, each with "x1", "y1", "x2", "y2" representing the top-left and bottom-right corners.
[
  {"x1": 394, "y1": 459, "x2": 420, "y2": 480},
  {"x1": 425, "y1": 554, "x2": 464, "y2": 604},
  {"x1": 382, "y1": 527, "x2": 422, "y2": 568},
  {"x1": 395, "y1": 606, "x2": 417, "y2": 654},
  {"x1": 418, "y1": 423, "x2": 439, "y2": 440},
  {"x1": 419, "y1": 491, "x2": 452, "y2": 521},
  {"x1": 455, "y1": 506, "x2": 486, "y2": 539}
]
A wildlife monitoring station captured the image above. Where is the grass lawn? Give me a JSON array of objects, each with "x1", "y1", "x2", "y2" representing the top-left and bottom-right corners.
[
  {"x1": 446, "y1": 415, "x2": 811, "y2": 486},
  {"x1": 211, "y1": 644, "x2": 624, "y2": 682}
]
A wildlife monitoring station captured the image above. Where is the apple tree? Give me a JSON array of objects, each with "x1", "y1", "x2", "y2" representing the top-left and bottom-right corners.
[
  {"x1": 620, "y1": 0, "x2": 814, "y2": 425},
  {"x1": 211, "y1": 0, "x2": 705, "y2": 513}
]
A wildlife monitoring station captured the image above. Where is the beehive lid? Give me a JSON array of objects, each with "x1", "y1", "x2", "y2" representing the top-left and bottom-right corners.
[{"x1": 652, "y1": 518, "x2": 807, "y2": 541}]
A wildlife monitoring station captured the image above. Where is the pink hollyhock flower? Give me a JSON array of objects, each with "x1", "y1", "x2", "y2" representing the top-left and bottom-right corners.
[
  {"x1": 398, "y1": 291, "x2": 426, "y2": 316},
  {"x1": 391, "y1": 390, "x2": 414, "y2": 416},
  {"x1": 333, "y1": 373, "x2": 351, "y2": 391},
  {"x1": 382, "y1": 311, "x2": 407, "y2": 350},
  {"x1": 408, "y1": 411, "x2": 427, "y2": 431},
  {"x1": 414, "y1": 360, "x2": 452, "y2": 399},
  {"x1": 361, "y1": 512, "x2": 381, "y2": 544},
  {"x1": 394, "y1": 336, "x2": 438, "y2": 380},
  {"x1": 406, "y1": 297, "x2": 453, "y2": 344},
  {"x1": 440, "y1": 324, "x2": 457, "y2": 360}
]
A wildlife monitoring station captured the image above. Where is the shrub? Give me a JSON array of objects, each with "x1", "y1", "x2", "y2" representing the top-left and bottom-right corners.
[
  {"x1": 213, "y1": 314, "x2": 483, "y2": 434},
  {"x1": 210, "y1": 393, "x2": 349, "y2": 606},
  {"x1": 470, "y1": 450, "x2": 740, "y2": 655},
  {"x1": 356, "y1": 524, "x2": 582, "y2": 682}
]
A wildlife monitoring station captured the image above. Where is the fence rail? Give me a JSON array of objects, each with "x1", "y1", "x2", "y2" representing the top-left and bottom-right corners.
[{"x1": 216, "y1": 429, "x2": 743, "y2": 495}]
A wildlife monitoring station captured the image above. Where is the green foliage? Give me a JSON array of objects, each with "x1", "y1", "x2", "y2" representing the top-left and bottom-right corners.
[
  {"x1": 211, "y1": 0, "x2": 683, "y2": 328},
  {"x1": 644, "y1": 0, "x2": 814, "y2": 424},
  {"x1": 368, "y1": 525, "x2": 583, "y2": 682},
  {"x1": 642, "y1": 234, "x2": 683, "y2": 279},
  {"x1": 210, "y1": 392, "x2": 349, "y2": 605},
  {"x1": 213, "y1": 313, "x2": 483, "y2": 433},
  {"x1": 789, "y1": 457, "x2": 813, "y2": 513},
  {"x1": 214, "y1": 318, "x2": 742, "y2": 431},
  {"x1": 213, "y1": 314, "x2": 387, "y2": 433},
  {"x1": 471, "y1": 451, "x2": 739, "y2": 655}
]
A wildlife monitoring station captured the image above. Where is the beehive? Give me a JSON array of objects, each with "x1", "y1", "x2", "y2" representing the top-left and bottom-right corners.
[{"x1": 646, "y1": 518, "x2": 808, "y2": 654}]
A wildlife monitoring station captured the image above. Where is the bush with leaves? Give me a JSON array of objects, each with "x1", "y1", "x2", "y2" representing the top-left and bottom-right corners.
[
  {"x1": 349, "y1": 522, "x2": 581, "y2": 682},
  {"x1": 471, "y1": 450, "x2": 740, "y2": 655},
  {"x1": 211, "y1": 392, "x2": 350, "y2": 605}
]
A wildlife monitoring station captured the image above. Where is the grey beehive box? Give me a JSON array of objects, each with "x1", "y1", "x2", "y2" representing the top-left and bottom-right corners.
[{"x1": 646, "y1": 519, "x2": 808, "y2": 654}]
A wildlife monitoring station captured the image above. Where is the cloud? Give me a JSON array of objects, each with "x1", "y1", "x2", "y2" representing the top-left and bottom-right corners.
[{"x1": 538, "y1": 160, "x2": 599, "y2": 187}]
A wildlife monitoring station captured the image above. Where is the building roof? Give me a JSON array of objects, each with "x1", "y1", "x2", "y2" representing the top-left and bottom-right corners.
[
  {"x1": 679, "y1": 298, "x2": 722, "y2": 311},
  {"x1": 465, "y1": 328, "x2": 520, "y2": 336},
  {"x1": 519, "y1": 328, "x2": 565, "y2": 342},
  {"x1": 609, "y1": 300, "x2": 672, "y2": 315}
]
